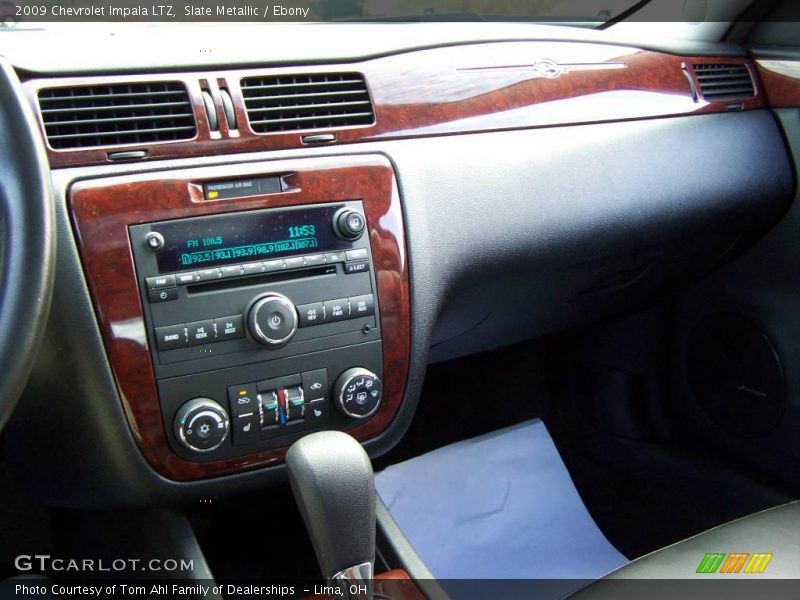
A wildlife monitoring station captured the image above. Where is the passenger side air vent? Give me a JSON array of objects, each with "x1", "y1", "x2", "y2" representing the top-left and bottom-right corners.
[
  {"x1": 241, "y1": 72, "x2": 374, "y2": 133},
  {"x1": 38, "y1": 82, "x2": 196, "y2": 149},
  {"x1": 692, "y1": 64, "x2": 755, "y2": 100}
]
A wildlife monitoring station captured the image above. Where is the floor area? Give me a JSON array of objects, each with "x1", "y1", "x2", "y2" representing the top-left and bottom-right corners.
[{"x1": 375, "y1": 338, "x2": 796, "y2": 560}]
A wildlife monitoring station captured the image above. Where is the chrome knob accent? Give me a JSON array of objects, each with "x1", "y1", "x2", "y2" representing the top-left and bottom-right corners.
[
  {"x1": 145, "y1": 231, "x2": 165, "y2": 250},
  {"x1": 333, "y1": 367, "x2": 383, "y2": 419},
  {"x1": 333, "y1": 561, "x2": 374, "y2": 600},
  {"x1": 247, "y1": 292, "x2": 298, "y2": 347},
  {"x1": 333, "y1": 208, "x2": 366, "y2": 240},
  {"x1": 173, "y1": 397, "x2": 229, "y2": 453}
]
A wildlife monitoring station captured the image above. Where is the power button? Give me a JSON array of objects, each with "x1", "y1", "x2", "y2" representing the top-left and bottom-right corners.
[
  {"x1": 247, "y1": 293, "x2": 298, "y2": 347},
  {"x1": 268, "y1": 311, "x2": 287, "y2": 331}
]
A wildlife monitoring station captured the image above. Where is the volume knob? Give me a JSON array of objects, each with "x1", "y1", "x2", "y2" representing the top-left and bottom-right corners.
[{"x1": 247, "y1": 292, "x2": 298, "y2": 347}]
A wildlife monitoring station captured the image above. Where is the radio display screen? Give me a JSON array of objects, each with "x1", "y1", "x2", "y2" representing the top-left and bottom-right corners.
[{"x1": 152, "y1": 205, "x2": 352, "y2": 273}]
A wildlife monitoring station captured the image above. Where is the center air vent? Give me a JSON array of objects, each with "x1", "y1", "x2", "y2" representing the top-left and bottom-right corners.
[
  {"x1": 692, "y1": 64, "x2": 755, "y2": 100},
  {"x1": 38, "y1": 82, "x2": 196, "y2": 150},
  {"x1": 241, "y1": 73, "x2": 374, "y2": 133}
]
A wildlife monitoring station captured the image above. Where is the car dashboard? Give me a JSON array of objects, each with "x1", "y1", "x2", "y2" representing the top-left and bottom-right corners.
[{"x1": 2, "y1": 23, "x2": 798, "y2": 509}]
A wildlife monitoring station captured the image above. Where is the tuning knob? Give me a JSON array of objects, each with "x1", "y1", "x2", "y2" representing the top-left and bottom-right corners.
[
  {"x1": 333, "y1": 367, "x2": 383, "y2": 419},
  {"x1": 247, "y1": 292, "x2": 298, "y2": 347},
  {"x1": 174, "y1": 397, "x2": 230, "y2": 453},
  {"x1": 333, "y1": 208, "x2": 366, "y2": 240}
]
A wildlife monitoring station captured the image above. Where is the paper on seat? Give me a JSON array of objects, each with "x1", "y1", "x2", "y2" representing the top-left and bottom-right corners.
[{"x1": 376, "y1": 419, "x2": 628, "y2": 583}]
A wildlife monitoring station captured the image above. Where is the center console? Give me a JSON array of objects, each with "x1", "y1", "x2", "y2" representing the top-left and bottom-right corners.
[{"x1": 69, "y1": 155, "x2": 409, "y2": 480}]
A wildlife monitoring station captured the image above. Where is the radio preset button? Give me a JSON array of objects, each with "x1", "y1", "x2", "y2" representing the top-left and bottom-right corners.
[
  {"x1": 242, "y1": 262, "x2": 264, "y2": 276},
  {"x1": 221, "y1": 264, "x2": 245, "y2": 278},
  {"x1": 284, "y1": 256, "x2": 305, "y2": 270},
  {"x1": 297, "y1": 302, "x2": 325, "y2": 327},
  {"x1": 197, "y1": 268, "x2": 223, "y2": 282},
  {"x1": 148, "y1": 287, "x2": 179, "y2": 303},
  {"x1": 146, "y1": 274, "x2": 176, "y2": 289},
  {"x1": 176, "y1": 272, "x2": 199, "y2": 285},
  {"x1": 349, "y1": 294, "x2": 375, "y2": 318},
  {"x1": 345, "y1": 248, "x2": 368, "y2": 262},
  {"x1": 215, "y1": 315, "x2": 245, "y2": 340},
  {"x1": 187, "y1": 319, "x2": 216, "y2": 345},
  {"x1": 154, "y1": 324, "x2": 187, "y2": 351},
  {"x1": 264, "y1": 259, "x2": 284, "y2": 272},
  {"x1": 345, "y1": 261, "x2": 369, "y2": 275},
  {"x1": 323, "y1": 298, "x2": 350, "y2": 322},
  {"x1": 304, "y1": 254, "x2": 325, "y2": 267},
  {"x1": 325, "y1": 252, "x2": 344, "y2": 263}
]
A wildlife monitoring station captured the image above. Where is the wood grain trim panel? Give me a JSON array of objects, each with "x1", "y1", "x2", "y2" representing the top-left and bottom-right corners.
[
  {"x1": 69, "y1": 155, "x2": 409, "y2": 481},
  {"x1": 756, "y1": 59, "x2": 800, "y2": 107},
  {"x1": 25, "y1": 42, "x2": 762, "y2": 168}
]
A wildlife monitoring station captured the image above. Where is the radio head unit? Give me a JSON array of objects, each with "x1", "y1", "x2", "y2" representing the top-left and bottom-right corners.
[
  {"x1": 130, "y1": 201, "x2": 384, "y2": 462},
  {"x1": 149, "y1": 203, "x2": 354, "y2": 273}
]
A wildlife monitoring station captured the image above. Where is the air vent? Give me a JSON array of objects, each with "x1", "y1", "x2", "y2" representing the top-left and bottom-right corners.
[
  {"x1": 241, "y1": 72, "x2": 374, "y2": 133},
  {"x1": 38, "y1": 82, "x2": 196, "y2": 149},
  {"x1": 692, "y1": 64, "x2": 755, "y2": 101}
]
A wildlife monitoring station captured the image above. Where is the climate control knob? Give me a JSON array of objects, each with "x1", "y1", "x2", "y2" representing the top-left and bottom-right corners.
[
  {"x1": 174, "y1": 397, "x2": 230, "y2": 453},
  {"x1": 247, "y1": 292, "x2": 298, "y2": 347},
  {"x1": 333, "y1": 367, "x2": 383, "y2": 419},
  {"x1": 333, "y1": 208, "x2": 366, "y2": 240}
]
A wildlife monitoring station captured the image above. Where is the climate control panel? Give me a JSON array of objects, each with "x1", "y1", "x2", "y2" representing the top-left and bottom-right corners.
[
  {"x1": 173, "y1": 366, "x2": 384, "y2": 454},
  {"x1": 162, "y1": 348, "x2": 383, "y2": 460}
]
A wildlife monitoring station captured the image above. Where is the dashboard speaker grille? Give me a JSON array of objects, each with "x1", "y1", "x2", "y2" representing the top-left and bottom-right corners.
[
  {"x1": 692, "y1": 64, "x2": 755, "y2": 100},
  {"x1": 38, "y1": 82, "x2": 196, "y2": 149},
  {"x1": 241, "y1": 72, "x2": 375, "y2": 133}
]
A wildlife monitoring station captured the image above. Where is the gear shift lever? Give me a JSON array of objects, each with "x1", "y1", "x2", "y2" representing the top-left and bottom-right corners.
[{"x1": 286, "y1": 431, "x2": 376, "y2": 600}]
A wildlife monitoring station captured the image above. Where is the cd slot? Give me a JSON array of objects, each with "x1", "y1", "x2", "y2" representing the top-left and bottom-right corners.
[{"x1": 186, "y1": 265, "x2": 335, "y2": 294}]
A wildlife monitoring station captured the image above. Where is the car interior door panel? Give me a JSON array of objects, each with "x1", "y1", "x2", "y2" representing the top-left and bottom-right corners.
[{"x1": 1, "y1": 9, "x2": 799, "y2": 597}]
